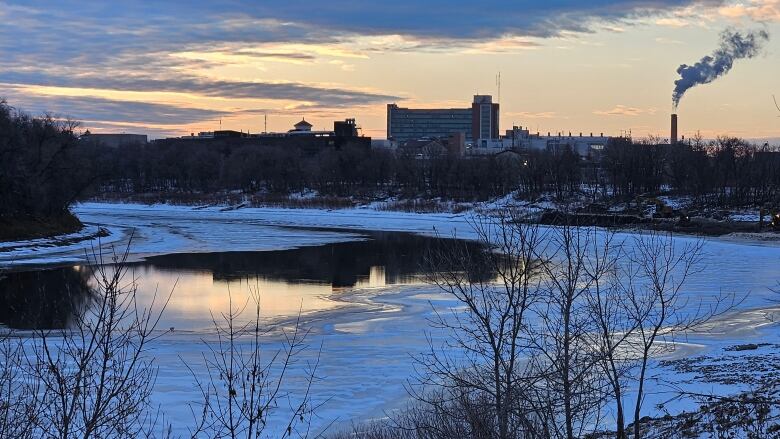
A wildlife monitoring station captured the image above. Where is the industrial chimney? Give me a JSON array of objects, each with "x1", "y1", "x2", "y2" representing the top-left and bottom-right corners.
[{"x1": 671, "y1": 114, "x2": 678, "y2": 144}]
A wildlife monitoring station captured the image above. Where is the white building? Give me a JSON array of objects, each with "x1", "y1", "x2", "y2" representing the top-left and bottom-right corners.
[{"x1": 469, "y1": 126, "x2": 612, "y2": 160}]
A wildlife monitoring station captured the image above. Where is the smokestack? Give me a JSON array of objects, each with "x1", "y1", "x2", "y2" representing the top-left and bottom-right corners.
[{"x1": 671, "y1": 114, "x2": 678, "y2": 144}]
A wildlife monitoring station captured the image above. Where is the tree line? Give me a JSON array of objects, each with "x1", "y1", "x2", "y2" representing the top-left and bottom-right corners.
[
  {"x1": 102, "y1": 141, "x2": 528, "y2": 201},
  {"x1": 100, "y1": 135, "x2": 780, "y2": 208},
  {"x1": 601, "y1": 136, "x2": 780, "y2": 206},
  {"x1": 3, "y1": 97, "x2": 780, "y2": 232}
]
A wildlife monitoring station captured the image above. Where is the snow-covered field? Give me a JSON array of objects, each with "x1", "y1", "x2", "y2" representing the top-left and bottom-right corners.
[{"x1": 3, "y1": 202, "x2": 780, "y2": 435}]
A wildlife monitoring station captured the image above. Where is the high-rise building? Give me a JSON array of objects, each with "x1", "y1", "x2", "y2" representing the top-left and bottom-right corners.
[
  {"x1": 386, "y1": 95, "x2": 500, "y2": 143},
  {"x1": 471, "y1": 95, "x2": 500, "y2": 142}
]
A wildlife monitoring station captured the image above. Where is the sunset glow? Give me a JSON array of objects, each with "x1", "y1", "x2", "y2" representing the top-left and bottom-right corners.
[{"x1": 1, "y1": 0, "x2": 778, "y2": 140}]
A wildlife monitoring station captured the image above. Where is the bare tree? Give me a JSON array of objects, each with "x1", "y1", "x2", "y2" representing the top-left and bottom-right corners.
[
  {"x1": 583, "y1": 238, "x2": 641, "y2": 439},
  {"x1": 187, "y1": 286, "x2": 324, "y2": 438},
  {"x1": 0, "y1": 325, "x2": 39, "y2": 438},
  {"x1": 530, "y1": 224, "x2": 617, "y2": 439},
  {"x1": 415, "y1": 213, "x2": 641, "y2": 439},
  {"x1": 19, "y1": 242, "x2": 174, "y2": 438},
  {"x1": 620, "y1": 231, "x2": 736, "y2": 439},
  {"x1": 0, "y1": 241, "x2": 331, "y2": 438},
  {"x1": 417, "y1": 209, "x2": 548, "y2": 439}
]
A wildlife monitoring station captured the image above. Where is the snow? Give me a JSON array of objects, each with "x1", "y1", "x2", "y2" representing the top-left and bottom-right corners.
[
  {"x1": 288, "y1": 189, "x2": 320, "y2": 200},
  {"x1": 0, "y1": 202, "x2": 473, "y2": 267},
  {"x1": 4, "y1": 202, "x2": 780, "y2": 435},
  {"x1": 657, "y1": 195, "x2": 693, "y2": 211},
  {"x1": 728, "y1": 212, "x2": 761, "y2": 222},
  {"x1": 0, "y1": 223, "x2": 126, "y2": 266}
]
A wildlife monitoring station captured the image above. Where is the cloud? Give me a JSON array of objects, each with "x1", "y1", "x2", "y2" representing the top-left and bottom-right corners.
[
  {"x1": 594, "y1": 105, "x2": 657, "y2": 116},
  {"x1": 655, "y1": 37, "x2": 685, "y2": 44},
  {"x1": 0, "y1": 1, "x2": 732, "y2": 67},
  {"x1": 0, "y1": 85, "x2": 370, "y2": 131},
  {"x1": 505, "y1": 111, "x2": 558, "y2": 119},
  {"x1": 0, "y1": 1, "x2": 735, "y2": 81},
  {"x1": 655, "y1": 17, "x2": 691, "y2": 27},
  {"x1": 0, "y1": 71, "x2": 399, "y2": 107},
  {"x1": 82, "y1": 121, "x2": 185, "y2": 139},
  {"x1": 224, "y1": 1, "x2": 729, "y2": 41},
  {"x1": 0, "y1": 90, "x2": 227, "y2": 126},
  {"x1": 229, "y1": 51, "x2": 316, "y2": 61},
  {"x1": 719, "y1": 0, "x2": 780, "y2": 21}
]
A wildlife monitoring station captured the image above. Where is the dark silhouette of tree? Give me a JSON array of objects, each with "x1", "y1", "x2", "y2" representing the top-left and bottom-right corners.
[{"x1": 0, "y1": 100, "x2": 105, "y2": 231}]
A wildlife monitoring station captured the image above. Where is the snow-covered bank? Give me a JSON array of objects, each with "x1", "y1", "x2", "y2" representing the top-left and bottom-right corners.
[
  {"x1": 0, "y1": 202, "x2": 476, "y2": 267},
  {"x1": 3, "y1": 201, "x2": 779, "y2": 268}
]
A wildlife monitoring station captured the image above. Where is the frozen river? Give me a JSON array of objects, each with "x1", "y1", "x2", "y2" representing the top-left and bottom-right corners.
[{"x1": 3, "y1": 202, "x2": 780, "y2": 435}]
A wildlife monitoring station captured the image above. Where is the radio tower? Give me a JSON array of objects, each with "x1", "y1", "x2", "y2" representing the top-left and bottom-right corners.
[{"x1": 496, "y1": 72, "x2": 501, "y2": 104}]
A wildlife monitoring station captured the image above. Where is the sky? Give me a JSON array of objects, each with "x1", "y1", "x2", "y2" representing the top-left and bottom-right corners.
[{"x1": 0, "y1": 0, "x2": 779, "y2": 141}]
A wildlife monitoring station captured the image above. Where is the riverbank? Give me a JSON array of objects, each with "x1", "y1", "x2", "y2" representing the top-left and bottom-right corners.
[
  {"x1": 89, "y1": 190, "x2": 775, "y2": 238},
  {"x1": 4, "y1": 200, "x2": 779, "y2": 268},
  {"x1": 0, "y1": 211, "x2": 85, "y2": 242},
  {"x1": 90, "y1": 191, "x2": 476, "y2": 213},
  {"x1": 537, "y1": 210, "x2": 766, "y2": 237}
]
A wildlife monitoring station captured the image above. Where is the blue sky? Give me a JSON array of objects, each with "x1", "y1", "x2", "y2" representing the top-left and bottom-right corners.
[{"x1": 0, "y1": 0, "x2": 778, "y2": 140}]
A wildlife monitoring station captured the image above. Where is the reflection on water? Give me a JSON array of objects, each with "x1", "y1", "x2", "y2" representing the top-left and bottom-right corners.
[
  {"x1": 0, "y1": 231, "x2": 488, "y2": 331},
  {"x1": 0, "y1": 267, "x2": 95, "y2": 330}
]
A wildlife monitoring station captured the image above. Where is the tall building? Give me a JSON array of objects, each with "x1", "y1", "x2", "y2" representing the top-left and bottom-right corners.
[
  {"x1": 386, "y1": 95, "x2": 500, "y2": 143},
  {"x1": 471, "y1": 95, "x2": 500, "y2": 142}
]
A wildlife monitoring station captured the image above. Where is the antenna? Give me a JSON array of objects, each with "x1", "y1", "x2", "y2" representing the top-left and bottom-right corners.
[
  {"x1": 264, "y1": 113, "x2": 267, "y2": 133},
  {"x1": 496, "y1": 72, "x2": 501, "y2": 104}
]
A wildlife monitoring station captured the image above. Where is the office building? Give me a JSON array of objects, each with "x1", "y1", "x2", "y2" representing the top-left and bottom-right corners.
[
  {"x1": 387, "y1": 95, "x2": 500, "y2": 143},
  {"x1": 386, "y1": 104, "x2": 472, "y2": 143},
  {"x1": 472, "y1": 95, "x2": 500, "y2": 143}
]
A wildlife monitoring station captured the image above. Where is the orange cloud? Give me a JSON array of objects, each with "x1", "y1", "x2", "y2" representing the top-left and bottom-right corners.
[
  {"x1": 719, "y1": 0, "x2": 780, "y2": 21},
  {"x1": 655, "y1": 17, "x2": 690, "y2": 27},
  {"x1": 505, "y1": 111, "x2": 557, "y2": 119},
  {"x1": 594, "y1": 105, "x2": 656, "y2": 116}
]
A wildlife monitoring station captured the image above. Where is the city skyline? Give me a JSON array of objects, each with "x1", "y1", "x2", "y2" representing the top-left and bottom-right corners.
[{"x1": 1, "y1": 1, "x2": 779, "y2": 141}]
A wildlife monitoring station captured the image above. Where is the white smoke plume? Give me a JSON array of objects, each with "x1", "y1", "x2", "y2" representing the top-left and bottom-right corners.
[{"x1": 673, "y1": 29, "x2": 769, "y2": 109}]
